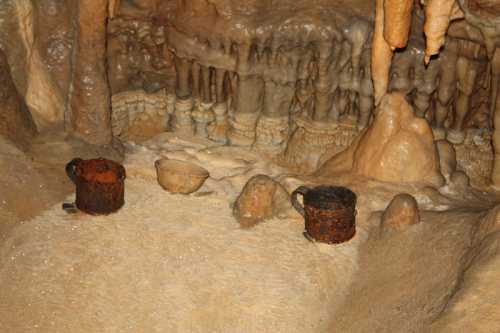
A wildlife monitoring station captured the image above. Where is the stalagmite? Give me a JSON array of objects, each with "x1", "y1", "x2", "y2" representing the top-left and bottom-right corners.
[
  {"x1": 191, "y1": 62, "x2": 201, "y2": 100},
  {"x1": 313, "y1": 43, "x2": 334, "y2": 121},
  {"x1": 175, "y1": 56, "x2": 192, "y2": 99},
  {"x1": 173, "y1": 56, "x2": 194, "y2": 135},
  {"x1": 215, "y1": 68, "x2": 226, "y2": 104},
  {"x1": 70, "y1": 0, "x2": 113, "y2": 145},
  {"x1": 383, "y1": 0, "x2": 415, "y2": 49},
  {"x1": 192, "y1": 65, "x2": 214, "y2": 138},
  {"x1": 449, "y1": 55, "x2": 480, "y2": 144},
  {"x1": 414, "y1": 53, "x2": 440, "y2": 118},
  {"x1": 372, "y1": 0, "x2": 394, "y2": 105},
  {"x1": 201, "y1": 65, "x2": 212, "y2": 103},
  {"x1": 389, "y1": 50, "x2": 415, "y2": 94},
  {"x1": 211, "y1": 67, "x2": 228, "y2": 144},
  {"x1": 359, "y1": 51, "x2": 373, "y2": 129},
  {"x1": 423, "y1": 0, "x2": 464, "y2": 64}
]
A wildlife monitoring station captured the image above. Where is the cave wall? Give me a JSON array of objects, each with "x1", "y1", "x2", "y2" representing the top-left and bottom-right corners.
[{"x1": 0, "y1": 0, "x2": 499, "y2": 186}]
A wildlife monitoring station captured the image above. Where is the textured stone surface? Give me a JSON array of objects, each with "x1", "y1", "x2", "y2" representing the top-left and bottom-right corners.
[
  {"x1": 233, "y1": 174, "x2": 291, "y2": 228},
  {"x1": 0, "y1": 49, "x2": 36, "y2": 149},
  {"x1": 436, "y1": 140, "x2": 457, "y2": 181},
  {"x1": 382, "y1": 193, "x2": 420, "y2": 230},
  {"x1": 0, "y1": 0, "x2": 65, "y2": 129}
]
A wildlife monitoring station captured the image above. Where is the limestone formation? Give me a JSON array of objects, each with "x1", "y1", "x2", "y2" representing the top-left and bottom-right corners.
[
  {"x1": 233, "y1": 174, "x2": 291, "y2": 228},
  {"x1": 0, "y1": 49, "x2": 37, "y2": 150},
  {"x1": 70, "y1": 0, "x2": 113, "y2": 145},
  {"x1": 449, "y1": 170, "x2": 471, "y2": 193},
  {"x1": 2, "y1": 1, "x2": 500, "y2": 331},
  {"x1": 282, "y1": 116, "x2": 359, "y2": 173},
  {"x1": 317, "y1": 92, "x2": 445, "y2": 187},
  {"x1": 0, "y1": 0, "x2": 65, "y2": 129},
  {"x1": 381, "y1": 193, "x2": 420, "y2": 231},
  {"x1": 436, "y1": 140, "x2": 457, "y2": 181}
]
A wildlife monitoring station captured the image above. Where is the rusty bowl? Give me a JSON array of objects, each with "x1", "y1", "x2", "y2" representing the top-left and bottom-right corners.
[{"x1": 155, "y1": 158, "x2": 209, "y2": 194}]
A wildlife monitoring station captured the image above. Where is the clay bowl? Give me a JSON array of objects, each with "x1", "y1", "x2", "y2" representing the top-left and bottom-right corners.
[{"x1": 155, "y1": 158, "x2": 209, "y2": 194}]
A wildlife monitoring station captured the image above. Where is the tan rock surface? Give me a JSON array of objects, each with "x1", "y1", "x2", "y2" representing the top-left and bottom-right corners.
[
  {"x1": 233, "y1": 174, "x2": 291, "y2": 228},
  {"x1": 436, "y1": 140, "x2": 457, "y2": 181},
  {"x1": 382, "y1": 193, "x2": 420, "y2": 230}
]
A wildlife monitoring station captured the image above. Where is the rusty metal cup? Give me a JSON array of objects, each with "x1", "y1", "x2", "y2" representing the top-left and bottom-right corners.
[
  {"x1": 291, "y1": 185, "x2": 357, "y2": 244},
  {"x1": 66, "y1": 158, "x2": 126, "y2": 215}
]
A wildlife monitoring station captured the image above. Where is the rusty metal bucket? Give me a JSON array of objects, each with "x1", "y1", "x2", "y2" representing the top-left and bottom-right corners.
[
  {"x1": 291, "y1": 185, "x2": 357, "y2": 244},
  {"x1": 65, "y1": 158, "x2": 126, "y2": 215}
]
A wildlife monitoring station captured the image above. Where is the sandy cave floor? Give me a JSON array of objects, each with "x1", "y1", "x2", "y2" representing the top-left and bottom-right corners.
[{"x1": 1, "y1": 132, "x2": 500, "y2": 332}]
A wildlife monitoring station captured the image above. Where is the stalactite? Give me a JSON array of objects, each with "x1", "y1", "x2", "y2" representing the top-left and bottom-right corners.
[
  {"x1": 383, "y1": 0, "x2": 414, "y2": 49},
  {"x1": 423, "y1": 0, "x2": 464, "y2": 64},
  {"x1": 372, "y1": 0, "x2": 394, "y2": 105},
  {"x1": 449, "y1": 55, "x2": 480, "y2": 143},
  {"x1": 108, "y1": 0, "x2": 121, "y2": 18},
  {"x1": 414, "y1": 54, "x2": 440, "y2": 118},
  {"x1": 358, "y1": 51, "x2": 373, "y2": 129},
  {"x1": 435, "y1": 40, "x2": 459, "y2": 136}
]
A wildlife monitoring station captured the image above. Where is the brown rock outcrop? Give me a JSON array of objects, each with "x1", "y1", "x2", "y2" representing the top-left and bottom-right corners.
[{"x1": 317, "y1": 92, "x2": 445, "y2": 187}]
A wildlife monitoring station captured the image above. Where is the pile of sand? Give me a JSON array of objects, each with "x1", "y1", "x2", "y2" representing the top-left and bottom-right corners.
[{"x1": 0, "y1": 171, "x2": 366, "y2": 332}]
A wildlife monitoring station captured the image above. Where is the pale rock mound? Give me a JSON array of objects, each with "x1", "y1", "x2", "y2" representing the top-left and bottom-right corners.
[{"x1": 317, "y1": 92, "x2": 444, "y2": 187}]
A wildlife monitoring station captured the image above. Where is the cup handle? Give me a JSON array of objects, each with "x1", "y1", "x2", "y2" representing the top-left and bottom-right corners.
[
  {"x1": 65, "y1": 158, "x2": 83, "y2": 184},
  {"x1": 291, "y1": 186, "x2": 310, "y2": 217}
]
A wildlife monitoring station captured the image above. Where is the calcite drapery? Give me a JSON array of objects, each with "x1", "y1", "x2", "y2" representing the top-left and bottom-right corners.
[
  {"x1": 0, "y1": 49, "x2": 37, "y2": 149},
  {"x1": 8, "y1": 0, "x2": 65, "y2": 129}
]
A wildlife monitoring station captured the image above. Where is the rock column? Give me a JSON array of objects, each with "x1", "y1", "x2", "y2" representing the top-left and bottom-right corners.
[{"x1": 70, "y1": 0, "x2": 113, "y2": 145}]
